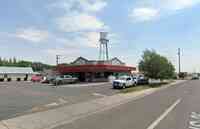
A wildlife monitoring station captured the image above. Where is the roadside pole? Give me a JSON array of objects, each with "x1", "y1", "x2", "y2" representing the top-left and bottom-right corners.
[{"x1": 178, "y1": 48, "x2": 181, "y2": 77}]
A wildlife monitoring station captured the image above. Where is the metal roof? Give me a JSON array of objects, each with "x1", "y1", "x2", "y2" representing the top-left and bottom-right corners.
[{"x1": 0, "y1": 67, "x2": 34, "y2": 74}]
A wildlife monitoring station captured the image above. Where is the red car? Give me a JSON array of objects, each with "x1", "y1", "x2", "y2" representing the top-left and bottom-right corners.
[{"x1": 31, "y1": 75, "x2": 43, "y2": 82}]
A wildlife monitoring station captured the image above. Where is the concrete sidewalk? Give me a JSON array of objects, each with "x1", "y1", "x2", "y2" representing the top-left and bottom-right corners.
[{"x1": 0, "y1": 80, "x2": 187, "y2": 129}]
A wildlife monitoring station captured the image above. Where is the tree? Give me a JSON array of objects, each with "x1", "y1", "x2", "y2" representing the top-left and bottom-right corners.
[
  {"x1": 0, "y1": 57, "x2": 2, "y2": 66},
  {"x1": 17, "y1": 60, "x2": 32, "y2": 67},
  {"x1": 0, "y1": 57, "x2": 54, "y2": 71},
  {"x1": 2, "y1": 58, "x2": 8, "y2": 66},
  {"x1": 8, "y1": 58, "x2": 12, "y2": 66},
  {"x1": 13, "y1": 57, "x2": 17, "y2": 64},
  {"x1": 139, "y1": 49, "x2": 175, "y2": 79},
  {"x1": 32, "y1": 62, "x2": 44, "y2": 71}
]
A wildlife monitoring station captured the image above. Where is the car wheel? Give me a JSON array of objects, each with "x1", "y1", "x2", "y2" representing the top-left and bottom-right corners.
[
  {"x1": 123, "y1": 84, "x2": 126, "y2": 89},
  {"x1": 59, "y1": 81, "x2": 62, "y2": 85},
  {"x1": 55, "y1": 81, "x2": 60, "y2": 86}
]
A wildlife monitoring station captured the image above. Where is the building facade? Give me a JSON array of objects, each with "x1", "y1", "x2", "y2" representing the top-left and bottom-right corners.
[
  {"x1": 0, "y1": 67, "x2": 34, "y2": 81},
  {"x1": 57, "y1": 57, "x2": 136, "y2": 82}
]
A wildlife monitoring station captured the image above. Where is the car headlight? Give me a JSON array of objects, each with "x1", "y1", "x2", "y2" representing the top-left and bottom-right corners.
[{"x1": 120, "y1": 83, "x2": 124, "y2": 86}]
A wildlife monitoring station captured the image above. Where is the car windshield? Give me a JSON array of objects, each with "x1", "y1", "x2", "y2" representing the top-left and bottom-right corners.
[
  {"x1": 132, "y1": 76, "x2": 137, "y2": 79},
  {"x1": 58, "y1": 75, "x2": 64, "y2": 78},
  {"x1": 64, "y1": 75, "x2": 72, "y2": 78},
  {"x1": 119, "y1": 76, "x2": 128, "y2": 80}
]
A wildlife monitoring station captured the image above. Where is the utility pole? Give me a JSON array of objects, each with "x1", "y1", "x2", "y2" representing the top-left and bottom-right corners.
[
  {"x1": 56, "y1": 55, "x2": 61, "y2": 65},
  {"x1": 178, "y1": 48, "x2": 181, "y2": 75}
]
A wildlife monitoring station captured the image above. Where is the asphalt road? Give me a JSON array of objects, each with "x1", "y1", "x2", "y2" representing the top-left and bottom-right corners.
[
  {"x1": 53, "y1": 80, "x2": 200, "y2": 129},
  {"x1": 0, "y1": 82, "x2": 118, "y2": 121}
]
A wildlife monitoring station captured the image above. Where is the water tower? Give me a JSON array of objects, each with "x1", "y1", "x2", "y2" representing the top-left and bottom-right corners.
[{"x1": 99, "y1": 32, "x2": 109, "y2": 61}]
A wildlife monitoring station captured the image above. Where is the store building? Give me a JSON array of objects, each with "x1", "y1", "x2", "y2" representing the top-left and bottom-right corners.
[
  {"x1": 56, "y1": 57, "x2": 136, "y2": 82},
  {"x1": 0, "y1": 67, "x2": 34, "y2": 81}
]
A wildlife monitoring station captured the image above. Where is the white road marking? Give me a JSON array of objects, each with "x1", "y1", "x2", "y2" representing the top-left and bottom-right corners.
[
  {"x1": 92, "y1": 93, "x2": 107, "y2": 97},
  {"x1": 45, "y1": 98, "x2": 68, "y2": 108},
  {"x1": 45, "y1": 103, "x2": 59, "y2": 107},
  {"x1": 58, "y1": 98, "x2": 68, "y2": 105},
  {"x1": 189, "y1": 112, "x2": 200, "y2": 129},
  {"x1": 146, "y1": 99, "x2": 182, "y2": 129},
  {"x1": 189, "y1": 121, "x2": 200, "y2": 129}
]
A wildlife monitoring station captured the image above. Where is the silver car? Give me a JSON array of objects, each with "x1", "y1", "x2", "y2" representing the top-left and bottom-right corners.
[{"x1": 52, "y1": 75, "x2": 78, "y2": 85}]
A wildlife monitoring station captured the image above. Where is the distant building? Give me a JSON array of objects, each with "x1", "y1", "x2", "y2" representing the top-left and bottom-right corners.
[
  {"x1": 71, "y1": 57, "x2": 126, "y2": 66},
  {"x1": 57, "y1": 57, "x2": 136, "y2": 82},
  {"x1": 57, "y1": 32, "x2": 136, "y2": 82},
  {"x1": 0, "y1": 67, "x2": 34, "y2": 81}
]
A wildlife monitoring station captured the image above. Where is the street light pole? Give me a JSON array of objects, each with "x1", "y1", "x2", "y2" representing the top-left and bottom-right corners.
[{"x1": 178, "y1": 48, "x2": 181, "y2": 75}]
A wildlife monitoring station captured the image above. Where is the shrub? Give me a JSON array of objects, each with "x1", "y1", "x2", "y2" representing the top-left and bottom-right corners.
[{"x1": 7, "y1": 78, "x2": 11, "y2": 82}]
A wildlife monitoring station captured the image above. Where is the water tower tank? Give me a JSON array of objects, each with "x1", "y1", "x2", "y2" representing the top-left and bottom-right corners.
[{"x1": 100, "y1": 32, "x2": 108, "y2": 40}]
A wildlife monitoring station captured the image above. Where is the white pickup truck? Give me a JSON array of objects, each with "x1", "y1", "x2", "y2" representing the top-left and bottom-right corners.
[{"x1": 112, "y1": 76, "x2": 137, "y2": 89}]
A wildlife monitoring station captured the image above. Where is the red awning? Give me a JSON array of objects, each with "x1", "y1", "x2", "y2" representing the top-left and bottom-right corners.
[{"x1": 57, "y1": 64, "x2": 136, "y2": 74}]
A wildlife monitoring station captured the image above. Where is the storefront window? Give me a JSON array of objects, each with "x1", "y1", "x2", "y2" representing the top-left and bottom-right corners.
[{"x1": 94, "y1": 72, "x2": 104, "y2": 78}]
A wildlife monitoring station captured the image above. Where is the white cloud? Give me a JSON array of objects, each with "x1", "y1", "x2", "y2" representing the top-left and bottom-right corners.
[
  {"x1": 52, "y1": 0, "x2": 107, "y2": 13},
  {"x1": 44, "y1": 31, "x2": 118, "y2": 64},
  {"x1": 79, "y1": 32, "x2": 100, "y2": 48},
  {"x1": 164, "y1": 0, "x2": 200, "y2": 11},
  {"x1": 45, "y1": 47, "x2": 80, "y2": 64},
  {"x1": 51, "y1": 0, "x2": 108, "y2": 33},
  {"x1": 67, "y1": 32, "x2": 119, "y2": 48},
  {"x1": 16, "y1": 28, "x2": 49, "y2": 43},
  {"x1": 129, "y1": 7, "x2": 159, "y2": 22},
  {"x1": 56, "y1": 12, "x2": 107, "y2": 32},
  {"x1": 46, "y1": 47, "x2": 79, "y2": 56},
  {"x1": 59, "y1": 32, "x2": 100, "y2": 48},
  {"x1": 130, "y1": 0, "x2": 200, "y2": 22},
  {"x1": 47, "y1": 0, "x2": 115, "y2": 58},
  {"x1": 47, "y1": 31, "x2": 117, "y2": 51},
  {"x1": 79, "y1": 0, "x2": 107, "y2": 12}
]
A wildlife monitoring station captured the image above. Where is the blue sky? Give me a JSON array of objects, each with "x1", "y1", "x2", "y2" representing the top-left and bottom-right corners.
[{"x1": 1, "y1": 0, "x2": 200, "y2": 72}]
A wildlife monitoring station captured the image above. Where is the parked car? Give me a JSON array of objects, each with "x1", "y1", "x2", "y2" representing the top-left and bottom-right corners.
[
  {"x1": 41, "y1": 75, "x2": 55, "y2": 83},
  {"x1": 31, "y1": 75, "x2": 43, "y2": 82},
  {"x1": 113, "y1": 76, "x2": 137, "y2": 89},
  {"x1": 136, "y1": 76, "x2": 149, "y2": 85},
  {"x1": 52, "y1": 75, "x2": 78, "y2": 85},
  {"x1": 192, "y1": 73, "x2": 199, "y2": 80}
]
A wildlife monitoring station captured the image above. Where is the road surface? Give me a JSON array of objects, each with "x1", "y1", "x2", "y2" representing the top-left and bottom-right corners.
[
  {"x1": 0, "y1": 82, "x2": 118, "y2": 120},
  {"x1": 53, "y1": 80, "x2": 200, "y2": 129}
]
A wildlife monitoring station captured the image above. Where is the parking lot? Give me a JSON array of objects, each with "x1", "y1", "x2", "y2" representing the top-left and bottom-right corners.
[{"x1": 0, "y1": 81, "x2": 119, "y2": 121}]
